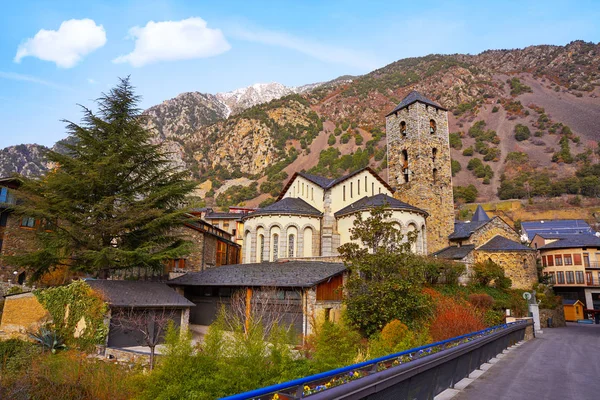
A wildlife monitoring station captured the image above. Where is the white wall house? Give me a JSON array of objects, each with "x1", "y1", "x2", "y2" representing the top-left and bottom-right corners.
[{"x1": 242, "y1": 167, "x2": 428, "y2": 263}]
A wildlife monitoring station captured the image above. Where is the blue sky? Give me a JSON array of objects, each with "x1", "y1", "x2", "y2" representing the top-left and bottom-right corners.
[{"x1": 1, "y1": 0, "x2": 599, "y2": 148}]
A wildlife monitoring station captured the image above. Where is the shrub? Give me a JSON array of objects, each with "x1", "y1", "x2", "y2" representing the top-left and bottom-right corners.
[
  {"x1": 29, "y1": 325, "x2": 67, "y2": 353},
  {"x1": 310, "y1": 320, "x2": 363, "y2": 371},
  {"x1": 341, "y1": 133, "x2": 352, "y2": 144},
  {"x1": 334, "y1": 127, "x2": 342, "y2": 136},
  {"x1": 427, "y1": 292, "x2": 485, "y2": 342},
  {"x1": 368, "y1": 320, "x2": 430, "y2": 359},
  {"x1": 453, "y1": 185, "x2": 478, "y2": 203},
  {"x1": 507, "y1": 77, "x2": 532, "y2": 96},
  {"x1": 462, "y1": 147, "x2": 474, "y2": 156},
  {"x1": 328, "y1": 134, "x2": 336, "y2": 146},
  {"x1": 451, "y1": 159, "x2": 462, "y2": 177},
  {"x1": 468, "y1": 293, "x2": 495, "y2": 310},
  {"x1": 449, "y1": 132, "x2": 463, "y2": 150},
  {"x1": 514, "y1": 124, "x2": 531, "y2": 141},
  {"x1": 354, "y1": 133, "x2": 364, "y2": 145},
  {"x1": 259, "y1": 197, "x2": 275, "y2": 208},
  {"x1": 472, "y1": 260, "x2": 512, "y2": 289},
  {"x1": 491, "y1": 106, "x2": 499, "y2": 113}
]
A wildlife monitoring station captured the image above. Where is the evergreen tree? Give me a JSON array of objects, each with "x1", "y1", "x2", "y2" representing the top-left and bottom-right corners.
[{"x1": 8, "y1": 78, "x2": 197, "y2": 281}]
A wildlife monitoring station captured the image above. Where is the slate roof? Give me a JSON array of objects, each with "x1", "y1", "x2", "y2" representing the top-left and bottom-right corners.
[
  {"x1": 204, "y1": 212, "x2": 244, "y2": 220},
  {"x1": 448, "y1": 220, "x2": 489, "y2": 240},
  {"x1": 386, "y1": 91, "x2": 447, "y2": 116},
  {"x1": 86, "y1": 280, "x2": 194, "y2": 308},
  {"x1": 477, "y1": 235, "x2": 534, "y2": 252},
  {"x1": 243, "y1": 197, "x2": 322, "y2": 219},
  {"x1": 521, "y1": 219, "x2": 594, "y2": 241},
  {"x1": 168, "y1": 261, "x2": 347, "y2": 288},
  {"x1": 433, "y1": 245, "x2": 475, "y2": 260},
  {"x1": 472, "y1": 205, "x2": 490, "y2": 222},
  {"x1": 334, "y1": 193, "x2": 427, "y2": 218},
  {"x1": 538, "y1": 235, "x2": 600, "y2": 250},
  {"x1": 297, "y1": 172, "x2": 334, "y2": 189}
]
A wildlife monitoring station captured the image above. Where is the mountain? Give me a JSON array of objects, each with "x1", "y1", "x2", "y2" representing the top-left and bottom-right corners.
[
  {"x1": 2, "y1": 41, "x2": 600, "y2": 206},
  {"x1": 0, "y1": 144, "x2": 50, "y2": 177}
]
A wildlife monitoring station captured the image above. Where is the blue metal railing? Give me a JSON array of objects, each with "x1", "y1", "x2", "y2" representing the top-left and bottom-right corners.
[{"x1": 222, "y1": 320, "x2": 529, "y2": 400}]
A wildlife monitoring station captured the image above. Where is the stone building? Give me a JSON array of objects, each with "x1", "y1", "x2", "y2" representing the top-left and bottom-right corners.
[
  {"x1": 386, "y1": 91, "x2": 455, "y2": 253},
  {"x1": 434, "y1": 206, "x2": 538, "y2": 289},
  {"x1": 241, "y1": 167, "x2": 428, "y2": 263}
]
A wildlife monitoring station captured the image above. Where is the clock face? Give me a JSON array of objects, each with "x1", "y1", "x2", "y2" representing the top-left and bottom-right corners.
[{"x1": 523, "y1": 292, "x2": 532, "y2": 300}]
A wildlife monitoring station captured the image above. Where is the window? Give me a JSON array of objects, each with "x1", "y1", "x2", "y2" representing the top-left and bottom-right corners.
[
  {"x1": 564, "y1": 254, "x2": 573, "y2": 265},
  {"x1": 357, "y1": 180, "x2": 360, "y2": 195},
  {"x1": 547, "y1": 255, "x2": 554, "y2": 267},
  {"x1": 372, "y1": 182, "x2": 374, "y2": 196},
  {"x1": 379, "y1": 187, "x2": 381, "y2": 194},
  {"x1": 566, "y1": 271, "x2": 575, "y2": 284},
  {"x1": 350, "y1": 182, "x2": 353, "y2": 198},
  {"x1": 167, "y1": 258, "x2": 187, "y2": 273},
  {"x1": 272, "y1": 234, "x2": 279, "y2": 261},
  {"x1": 430, "y1": 119, "x2": 437, "y2": 134},
  {"x1": 584, "y1": 253, "x2": 590, "y2": 267},
  {"x1": 302, "y1": 182, "x2": 304, "y2": 196},
  {"x1": 555, "y1": 255, "x2": 562, "y2": 266},
  {"x1": 557, "y1": 271, "x2": 565, "y2": 284},
  {"x1": 548, "y1": 272, "x2": 555, "y2": 284},
  {"x1": 311, "y1": 187, "x2": 314, "y2": 200},
  {"x1": 288, "y1": 234, "x2": 295, "y2": 258},
  {"x1": 223, "y1": 222, "x2": 230, "y2": 229},
  {"x1": 574, "y1": 254, "x2": 582, "y2": 265},
  {"x1": 542, "y1": 256, "x2": 547, "y2": 267},
  {"x1": 432, "y1": 148, "x2": 438, "y2": 161},
  {"x1": 587, "y1": 272, "x2": 593, "y2": 285},
  {"x1": 216, "y1": 241, "x2": 228, "y2": 266},
  {"x1": 343, "y1": 185, "x2": 346, "y2": 201},
  {"x1": 0, "y1": 187, "x2": 7, "y2": 203},
  {"x1": 365, "y1": 176, "x2": 367, "y2": 192},
  {"x1": 400, "y1": 121, "x2": 407, "y2": 136},
  {"x1": 20, "y1": 216, "x2": 36, "y2": 228},
  {"x1": 258, "y1": 234, "x2": 264, "y2": 262},
  {"x1": 576, "y1": 271, "x2": 585, "y2": 284},
  {"x1": 433, "y1": 168, "x2": 438, "y2": 184}
]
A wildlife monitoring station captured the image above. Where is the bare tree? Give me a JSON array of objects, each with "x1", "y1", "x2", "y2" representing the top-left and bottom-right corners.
[
  {"x1": 226, "y1": 287, "x2": 301, "y2": 340},
  {"x1": 111, "y1": 307, "x2": 179, "y2": 369}
]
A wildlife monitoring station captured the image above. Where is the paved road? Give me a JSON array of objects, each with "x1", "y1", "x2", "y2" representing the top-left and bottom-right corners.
[{"x1": 455, "y1": 323, "x2": 600, "y2": 400}]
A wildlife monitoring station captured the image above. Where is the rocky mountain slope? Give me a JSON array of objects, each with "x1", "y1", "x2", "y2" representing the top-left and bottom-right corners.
[{"x1": 3, "y1": 41, "x2": 600, "y2": 208}]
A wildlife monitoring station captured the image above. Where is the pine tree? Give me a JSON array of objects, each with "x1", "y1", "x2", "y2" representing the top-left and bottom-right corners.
[{"x1": 8, "y1": 78, "x2": 197, "y2": 281}]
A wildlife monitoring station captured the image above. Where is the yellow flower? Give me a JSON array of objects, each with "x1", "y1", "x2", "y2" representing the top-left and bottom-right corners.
[
  {"x1": 304, "y1": 385, "x2": 311, "y2": 391},
  {"x1": 353, "y1": 371, "x2": 360, "y2": 378},
  {"x1": 272, "y1": 394, "x2": 279, "y2": 400}
]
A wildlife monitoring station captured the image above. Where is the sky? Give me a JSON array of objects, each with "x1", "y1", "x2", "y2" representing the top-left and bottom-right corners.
[{"x1": 1, "y1": 0, "x2": 599, "y2": 148}]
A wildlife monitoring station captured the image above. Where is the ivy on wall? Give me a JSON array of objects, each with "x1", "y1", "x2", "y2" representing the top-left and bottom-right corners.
[{"x1": 34, "y1": 280, "x2": 108, "y2": 350}]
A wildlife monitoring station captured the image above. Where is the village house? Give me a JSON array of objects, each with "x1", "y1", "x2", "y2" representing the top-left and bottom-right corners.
[
  {"x1": 537, "y1": 234, "x2": 600, "y2": 312},
  {"x1": 433, "y1": 206, "x2": 538, "y2": 289}
]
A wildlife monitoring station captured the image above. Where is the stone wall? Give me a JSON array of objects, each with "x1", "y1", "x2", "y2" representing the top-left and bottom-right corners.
[
  {"x1": 302, "y1": 286, "x2": 344, "y2": 336},
  {"x1": 467, "y1": 217, "x2": 520, "y2": 246},
  {"x1": 0, "y1": 292, "x2": 50, "y2": 338},
  {"x1": 474, "y1": 250, "x2": 538, "y2": 289},
  {"x1": 387, "y1": 101, "x2": 454, "y2": 254},
  {"x1": 171, "y1": 226, "x2": 205, "y2": 271},
  {"x1": 540, "y1": 307, "x2": 566, "y2": 328},
  {"x1": 0, "y1": 212, "x2": 38, "y2": 282}
]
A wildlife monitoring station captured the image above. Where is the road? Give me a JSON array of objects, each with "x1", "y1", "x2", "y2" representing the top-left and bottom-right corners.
[{"x1": 454, "y1": 323, "x2": 600, "y2": 400}]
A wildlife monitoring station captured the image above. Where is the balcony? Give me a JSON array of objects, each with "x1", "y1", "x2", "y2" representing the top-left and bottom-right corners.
[{"x1": 585, "y1": 261, "x2": 600, "y2": 269}]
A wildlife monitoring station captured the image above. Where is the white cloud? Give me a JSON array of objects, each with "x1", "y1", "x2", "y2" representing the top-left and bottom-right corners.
[
  {"x1": 228, "y1": 25, "x2": 379, "y2": 71},
  {"x1": 15, "y1": 19, "x2": 107, "y2": 68},
  {"x1": 87, "y1": 78, "x2": 97, "y2": 84},
  {"x1": 113, "y1": 17, "x2": 230, "y2": 67},
  {"x1": 0, "y1": 70, "x2": 70, "y2": 90}
]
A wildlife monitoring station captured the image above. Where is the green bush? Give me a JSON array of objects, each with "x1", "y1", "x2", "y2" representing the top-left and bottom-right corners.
[
  {"x1": 491, "y1": 106, "x2": 499, "y2": 113},
  {"x1": 507, "y1": 77, "x2": 532, "y2": 96},
  {"x1": 462, "y1": 147, "x2": 474, "y2": 156},
  {"x1": 451, "y1": 159, "x2": 462, "y2": 176},
  {"x1": 354, "y1": 133, "x2": 364, "y2": 145},
  {"x1": 328, "y1": 134, "x2": 336, "y2": 146},
  {"x1": 454, "y1": 185, "x2": 478, "y2": 203},
  {"x1": 514, "y1": 124, "x2": 531, "y2": 141},
  {"x1": 472, "y1": 260, "x2": 511, "y2": 290},
  {"x1": 449, "y1": 132, "x2": 463, "y2": 150},
  {"x1": 341, "y1": 133, "x2": 352, "y2": 144}
]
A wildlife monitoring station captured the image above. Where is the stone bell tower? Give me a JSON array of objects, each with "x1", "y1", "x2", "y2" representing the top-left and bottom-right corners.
[{"x1": 386, "y1": 91, "x2": 454, "y2": 253}]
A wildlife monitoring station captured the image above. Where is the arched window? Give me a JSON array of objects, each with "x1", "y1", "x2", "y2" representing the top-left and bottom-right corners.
[
  {"x1": 400, "y1": 121, "x2": 407, "y2": 136},
  {"x1": 288, "y1": 234, "x2": 295, "y2": 258},
  {"x1": 244, "y1": 231, "x2": 252, "y2": 263},
  {"x1": 430, "y1": 119, "x2": 436, "y2": 134},
  {"x1": 303, "y1": 227, "x2": 314, "y2": 257},
  {"x1": 432, "y1": 148, "x2": 438, "y2": 161},
  {"x1": 258, "y1": 234, "x2": 265, "y2": 263},
  {"x1": 272, "y1": 234, "x2": 279, "y2": 261},
  {"x1": 433, "y1": 168, "x2": 438, "y2": 183}
]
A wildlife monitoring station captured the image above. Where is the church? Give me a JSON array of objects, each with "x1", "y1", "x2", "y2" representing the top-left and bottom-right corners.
[{"x1": 241, "y1": 90, "x2": 453, "y2": 262}]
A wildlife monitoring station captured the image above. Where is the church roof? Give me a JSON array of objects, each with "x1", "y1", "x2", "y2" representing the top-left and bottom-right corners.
[
  {"x1": 386, "y1": 91, "x2": 447, "y2": 116},
  {"x1": 472, "y1": 205, "x2": 490, "y2": 222},
  {"x1": 433, "y1": 244, "x2": 475, "y2": 260},
  {"x1": 477, "y1": 235, "x2": 534, "y2": 252},
  {"x1": 87, "y1": 280, "x2": 194, "y2": 308},
  {"x1": 448, "y1": 220, "x2": 489, "y2": 240},
  {"x1": 334, "y1": 193, "x2": 427, "y2": 218},
  {"x1": 278, "y1": 167, "x2": 394, "y2": 201},
  {"x1": 168, "y1": 261, "x2": 347, "y2": 288},
  {"x1": 243, "y1": 197, "x2": 322, "y2": 219}
]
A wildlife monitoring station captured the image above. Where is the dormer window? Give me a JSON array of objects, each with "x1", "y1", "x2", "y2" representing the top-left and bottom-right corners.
[
  {"x1": 400, "y1": 121, "x2": 407, "y2": 136},
  {"x1": 430, "y1": 119, "x2": 436, "y2": 134}
]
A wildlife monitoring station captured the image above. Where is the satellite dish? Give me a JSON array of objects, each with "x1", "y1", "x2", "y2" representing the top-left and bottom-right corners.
[{"x1": 523, "y1": 292, "x2": 532, "y2": 301}]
